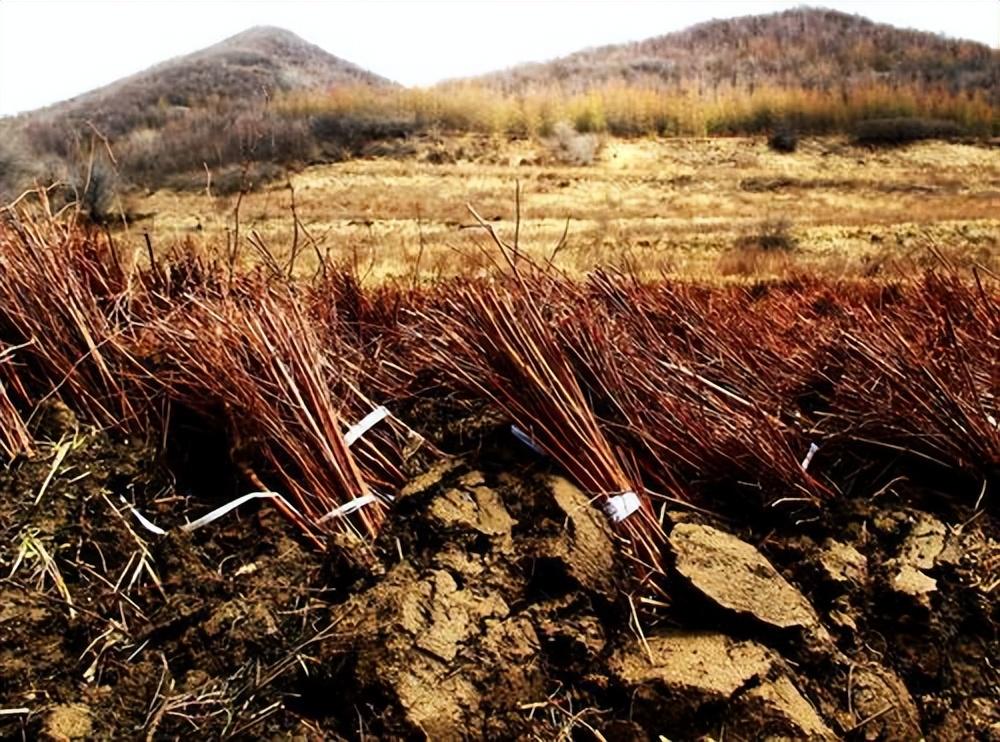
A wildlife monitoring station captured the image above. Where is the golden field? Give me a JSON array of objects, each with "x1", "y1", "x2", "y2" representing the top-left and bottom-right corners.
[{"x1": 130, "y1": 135, "x2": 1000, "y2": 281}]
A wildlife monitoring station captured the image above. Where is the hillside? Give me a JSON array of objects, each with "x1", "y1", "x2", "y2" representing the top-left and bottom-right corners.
[
  {"x1": 18, "y1": 26, "x2": 393, "y2": 140},
  {"x1": 2, "y1": 10, "x2": 998, "y2": 209},
  {"x1": 468, "y1": 8, "x2": 1000, "y2": 101},
  {"x1": 0, "y1": 27, "x2": 392, "y2": 201}
]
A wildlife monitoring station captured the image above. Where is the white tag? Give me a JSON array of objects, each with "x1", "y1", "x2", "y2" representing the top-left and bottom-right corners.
[
  {"x1": 179, "y1": 491, "x2": 281, "y2": 532},
  {"x1": 121, "y1": 491, "x2": 307, "y2": 535},
  {"x1": 345, "y1": 406, "x2": 389, "y2": 446},
  {"x1": 800, "y1": 442, "x2": 820, "y2": 471},
  {"x1": 316, "y1": 493, "x2": 379, "y2": 523},
  {"x1": 119, "y1": 495, "x2": 167, "y2": 535},
  {"x1": 604, "y1": 491, "x2": 641, "y2": 522}
]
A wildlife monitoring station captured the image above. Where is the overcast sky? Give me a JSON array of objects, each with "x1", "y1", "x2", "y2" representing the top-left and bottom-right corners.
[{"x1": 1, "y1": 0, "x2": 998, "y2": 116}]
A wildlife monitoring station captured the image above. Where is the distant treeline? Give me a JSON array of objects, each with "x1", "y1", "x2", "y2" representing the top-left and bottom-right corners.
[{"x1": 279, "y1": 82, "x2": 999, "y2": 138}]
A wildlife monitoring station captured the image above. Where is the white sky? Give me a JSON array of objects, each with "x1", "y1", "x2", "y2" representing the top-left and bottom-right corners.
[{"x1": 1, "y1": 0, "x2": 998, "y2": 116}]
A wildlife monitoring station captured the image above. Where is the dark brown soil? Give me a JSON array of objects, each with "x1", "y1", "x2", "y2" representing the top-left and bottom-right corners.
[{"x1": 1, "y1": 403, "x2": 996, "y2": 740}]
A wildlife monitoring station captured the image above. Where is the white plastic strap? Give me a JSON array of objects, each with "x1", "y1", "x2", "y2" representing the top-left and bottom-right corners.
[
  {"x1": 179, "y1": 491, "x2": 281, "y2": 532},
  {"x1": 316, "y1": 493, "x2": 379, "y2": 523},
  {"x1": 511, "y1": 424, "x2": 545, "y2": 455},
  {"x1": 800, "y1": 442, "x2": 820, "y2": 471},
  {"x1": 603, "y1": 491, "x2": 641, "y2": 523},
  {"x1": 345, "y1": 406, "x2": 390, "y2": 446},
  {"x1": 120, "y1": 491, "x2": 305, "y2": 536},
  {"x1": 119, "y1": 495, "x2": 167, "y2": 535}
]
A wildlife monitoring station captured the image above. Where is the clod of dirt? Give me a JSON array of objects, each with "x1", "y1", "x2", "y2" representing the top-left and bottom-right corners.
[
  {"x1": 669, "y1": 523, "x2": 819, "y2": 631},
  {"x1": 426, "y1": 475, "x2": 516, "y2": 543},
  {"x1": 730, "y1": 674, "x2": 836, "y2": 741},
  {"x1": 847, "y1": 665, "x2": 922, "y2": 741},
  {"x1": 320, "y1": 467, "x2": 550, "y2": 739},
  {"x1": 609, "y1": 631, "x2": 775, "y2": 703},
  {"x1": 818, "y1": 538, "x2": 868, "y2": 585},
  {"x1": 42, "y1": 704, "x2": 92, "y2": 741},
  {"x1": 541, "y1": 475, "x2": 618, "y2": 594},
  {"x1": 898, "y1": 512, "x2": 947, "y2": 570},
  {"x1": 890, "y1": 563, "x2": 937, "y2": 605},
  {"x1": 886, "y1": 512, "x2": 947, "y2": 607},
  {"x1": 398, "y1": 458, "x2": 459, "y2": 499},
  {"x1": 610, "y1": 631, "x2": 836, "y2": 739},
  {"x1": 329, "y1": 562, "x2": 542, "y2": 739}
]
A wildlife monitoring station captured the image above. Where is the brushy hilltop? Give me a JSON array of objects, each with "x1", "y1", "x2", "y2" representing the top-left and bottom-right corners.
[
  {"x1": 1, "y1": 9, "x2": 998, "y2": 206},
  {"x1": 13, "y1": 26, "x2": 392, "y2": 139},
  {"x1": 0, "y1": 26, "x2": 393, "y2": 201},
  {"x1": 470, "y1": 7, "x2": 1000, "y2": 100}
]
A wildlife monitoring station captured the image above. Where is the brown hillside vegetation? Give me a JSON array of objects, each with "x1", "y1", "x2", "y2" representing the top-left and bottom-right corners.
[
  {"x1": 0, "y1": 27, "x2": 392, "y2": 199},
  {"x1": 2, "y1": 8, "x2": 998, "y2": 203},
  {"x1": 471, "y1": 7, "x2": 1000, "y2": 100},
  {"x1": 286, "y1": 9, "x2": 1000, "y2": 139},
  {"x1": 13, "y1": 26, "x2": 392, "y2": 140}
]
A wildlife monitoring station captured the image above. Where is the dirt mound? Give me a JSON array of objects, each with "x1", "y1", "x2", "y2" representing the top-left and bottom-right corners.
[{"x1": 1, "y1": 413, "x2": 997, "y2": 739}]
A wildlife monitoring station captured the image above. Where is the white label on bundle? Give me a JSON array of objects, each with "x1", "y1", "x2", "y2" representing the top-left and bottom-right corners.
[
  {"x1": 604, "y1": 491, "x2": 641, "y2": 522},
  {"x1": 317, "y1": 493, "x2": 379, "y2": 523},
  {"x1": 800, "y1": 442, "x2": 820, "y2": 471},
  {"x1": 345, "y1": 406, "x2": 390, "y2": 446},
  {"x1": 179, "y1": 491, "x2": 280, "y2": 532}
]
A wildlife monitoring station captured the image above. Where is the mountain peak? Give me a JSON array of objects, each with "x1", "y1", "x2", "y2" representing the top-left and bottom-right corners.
[
  {"x1": 214, "y1": 25, "x2": 317, "y2": 51},
  {"x1": 16, "y1": 25, "x2": 392, "y2": 137}
]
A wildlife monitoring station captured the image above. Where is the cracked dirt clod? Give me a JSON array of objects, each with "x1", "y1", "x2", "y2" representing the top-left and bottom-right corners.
[
  {"x1": 669, "y1": 523, "x2": 819, "y2": 630},
  {"x1": 427, "y1": 482, "x2": 516, "y2": 541},
  {"x1": 609, "y1": 631, "x2": 776, "y2": 702},
  {"x1": 891, "y1": 563, "x2": 937, "y2": 599},
  {"x1": 543, "y1": 475, "x2": 619, "y2": 594},
  {"x1": 319, "y1": 468, "x2": 547, "y2": 740},
  {"x1": 898, "y1": 513, "x2": 946, "y2": 570},
  {"x1": 818, "y1": 538, "x2": 868, "y2": 585},
  {"x1": 331, "y1": 561, "x2": 542, "y2": 739},
  {"x1": 888, "y1": 512, "x2": 946, "y2": 607},
  {"x1": 610, "y1": 631, "x2": 836, "y2": 739},
  {"x1": 731, "y1": 674, "x2": 836, "y2": 741},
  {"x1": 848, "y1": 665, "x2": 922, "y2": 741}
]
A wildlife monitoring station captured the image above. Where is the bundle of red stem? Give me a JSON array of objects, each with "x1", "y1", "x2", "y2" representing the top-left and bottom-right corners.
[{"x1": 412, "y1": 254, "x2": 667, "y2": 588}]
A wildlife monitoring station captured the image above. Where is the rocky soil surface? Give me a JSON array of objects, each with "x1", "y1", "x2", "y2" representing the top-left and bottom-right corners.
[{"x1": 1, "y1": 405, "x2": 997, "y2": 739}]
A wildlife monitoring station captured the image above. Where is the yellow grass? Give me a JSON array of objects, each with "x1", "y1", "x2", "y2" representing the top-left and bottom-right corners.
[
  {"x1": 128, "y1": 135, "x2": 1000, "y2": 282},
  {"x1": 276, "y1": 83, "x2": 1000, "y2": 137}
]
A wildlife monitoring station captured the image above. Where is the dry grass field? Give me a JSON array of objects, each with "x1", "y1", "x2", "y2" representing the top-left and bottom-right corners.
[{"x1": 131, "y1": 135, "x2": 1000, "y2": 281}]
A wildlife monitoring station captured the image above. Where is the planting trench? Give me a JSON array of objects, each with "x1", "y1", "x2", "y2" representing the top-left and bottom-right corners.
[{"x1": 0, "y1": 402, "x2": 996, "y2": 740}]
